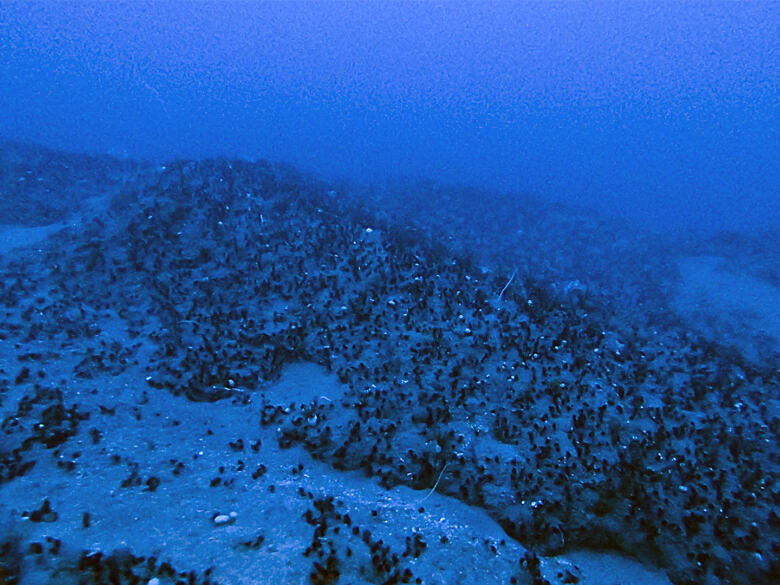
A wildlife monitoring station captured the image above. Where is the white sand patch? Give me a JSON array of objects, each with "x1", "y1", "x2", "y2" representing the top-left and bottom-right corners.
[
  {"x1": 674, "y1": 255, "x2": 780, "y2": 350},
  {"x1": 548, "y1": 550, "x2": 673, "y2": 585},
  {"x1": 0, "y1": 223, "x2": 65, "y2": 254},
  {"x1": 261, "y1": 361, "x2": 347, "y2": 405},
  {"x1": 0, "y1": 190, "x2": 114, "y2": 256}
]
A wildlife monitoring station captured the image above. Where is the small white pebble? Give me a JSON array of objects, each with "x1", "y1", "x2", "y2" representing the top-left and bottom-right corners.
[
  {"x1": 213, "y1": 514, "x2": 232, "y2": 526},
  {"x1": 147, "y1": 579, "x2": 161, "y2": 585}
]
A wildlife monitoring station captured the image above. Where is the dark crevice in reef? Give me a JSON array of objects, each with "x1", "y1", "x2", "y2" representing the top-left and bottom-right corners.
[{"x1": 0, "y1": 142, "x2": 778, "y2": 585}]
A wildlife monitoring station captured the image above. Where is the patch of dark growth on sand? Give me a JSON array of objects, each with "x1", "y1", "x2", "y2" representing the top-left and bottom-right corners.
[{"x1": 0, "y1": 141, "x2": 777, "y2": 585}]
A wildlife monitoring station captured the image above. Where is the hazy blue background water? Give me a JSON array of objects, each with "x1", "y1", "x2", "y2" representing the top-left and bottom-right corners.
[{"x1": 1, "y1": 1, "x2": 777, "y2": 235}]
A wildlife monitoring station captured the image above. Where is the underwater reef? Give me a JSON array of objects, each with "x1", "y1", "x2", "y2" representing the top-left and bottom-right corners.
[{"x1": 0, "y1": 141, "x2": 777, "y2": 585}]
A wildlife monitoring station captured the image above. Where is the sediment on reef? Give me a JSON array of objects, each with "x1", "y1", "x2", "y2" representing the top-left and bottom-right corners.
[{"x1": 1, "y1": 146, "x2": 777, "y2": 585}]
